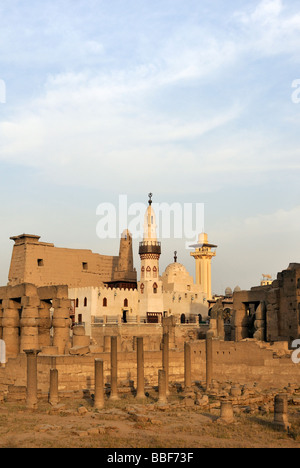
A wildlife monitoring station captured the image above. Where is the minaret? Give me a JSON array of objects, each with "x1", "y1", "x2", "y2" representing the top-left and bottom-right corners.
[
  {"x1": 138, "y1": 194, "x2": 163, "y2": 316},
  {"x1": 113, "y1": 229, "x2": 137, "y2": 288},
  {"x1": 139, "y1": 193, "x2": 161, "y2": 284},
  {"x1": 190, "y1": 233, "x2": 217, "y2": 301}
]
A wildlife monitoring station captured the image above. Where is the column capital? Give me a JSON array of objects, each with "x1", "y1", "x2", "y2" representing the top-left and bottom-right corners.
[{"x1": 24, "y1": 349, "x2": 41, "y2": 356}]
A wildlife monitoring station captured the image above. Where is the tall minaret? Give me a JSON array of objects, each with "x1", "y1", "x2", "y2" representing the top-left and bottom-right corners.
[
  {"x1": 190, "y1": 233, "x2": 217, "y2": 301},
  {"x1": 138, "y1": 193, "x2": 163, "y2": 316}
]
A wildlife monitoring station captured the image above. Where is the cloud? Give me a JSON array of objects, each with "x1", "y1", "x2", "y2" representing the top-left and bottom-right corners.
[
  {"x1": 210, "y1": 204, "x2": 300, "y2": 291},
  {"x1": 0, "y1": 35, "x2": 244, "y2": 193},
  {"x1": 0, "y1": 0, "x2": 300, "y2": 196},
  {"x1": 234, "y1": 0, "x2": 300, "y2": 57}
]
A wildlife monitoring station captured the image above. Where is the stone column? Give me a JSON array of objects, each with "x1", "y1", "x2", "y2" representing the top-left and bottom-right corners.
[
  {"x1": 274, "y1": 394, "x2": 290, "y2": 430},
  {"x1": 52, "y1": 299, "x2": 71, "y2": 355},
  {"x1": 217, "y1": 310, "x2": 225, "y2": 340},
  {"x1": 206, "y1": 331, "x2": 213, "y2": 390},
  {"x1": 2, "y1": 300, "x2": 21, "y2": 355},
  {"x1": 104, "y1": 335, "x2": 111, "y2": 352},
  {"x1": 38, "y1": 301, "x2": 52, "y2": 348},
  {"x1": 0, "y1": 304, "x2": 3, "y2": 340},
  {"x1": 220, "y1": 401, "x2": 234, "y2": 423},
  {"x1": 184, "y1": 342, "x2": 192, "y2": 389},
  {"x1": 20, "y1": 305, "x2": 40, "y2": 353},
  {"x1": 158, "y1": 369, "x2": 167, "y2": 404},
  {"x1": 136, "y1": 337, "x2": 145, "y2": 399},
  {"x1": 162, "y1": 332, "x2": 169, "y2": 395},
  {"x1": 25, "y1": 349, "x2": 41, "y2": 409},
  {"x1": 49, "y1": 368, "x2": 59, "y2": 406},
  {"x1": 110, "y1": 336, "x2": 118, "y2": 400},
  {"x1": 94, "y1": 359, "x2": 105, "y2": 409}
]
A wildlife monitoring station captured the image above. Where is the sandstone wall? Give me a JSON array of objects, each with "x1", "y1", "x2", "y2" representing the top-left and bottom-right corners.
[
  {"x1": 8, "y1": 235, "x2": 119, "y2": 288},
  {"x1": 0, "y1": 341, "x2": 299, "y2": 397}
]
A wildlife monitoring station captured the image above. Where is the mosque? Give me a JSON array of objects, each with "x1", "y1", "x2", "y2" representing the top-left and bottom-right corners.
[{"x1": 68, "y1": 195, "x2": 217, "y2": 335}]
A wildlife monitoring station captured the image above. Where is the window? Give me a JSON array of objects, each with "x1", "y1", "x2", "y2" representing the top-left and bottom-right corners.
[
  {"x1": 84, "y1": 297, "x2": 87, "y2": 307},
  {"x1": 141, "y1": 266, "x2": 145, "y2": 278},
  {"x1": 153, "y1": 266, "x2": 158, "y2": 278},
  {"x1": 124, "y1": 298, "x2": 128, "y2": 307},
  {"x1": 140, "y1": 284, "x2": 144, "y2": 295},
  {"x1": 82, "y1": 262, "x2": 88, "y2": 270},
  {"x1": 75, "y1": 298, "x2": 79, "y2": 308},
  {"x1": 37, "y1": 259, "x2": 44, "y2": 267},
  {"x1": 103, "y1": 297, "x2": 107, "y2": 307},
  {"x1": 153, "y1": 283, "x2": 158, "y2": 294},
  {"x1": 78, "y1": 314, "x2": 83, "y2": 324},
  {"x1": 146, "y1": 266, "x2": 151, "y2": 278}
]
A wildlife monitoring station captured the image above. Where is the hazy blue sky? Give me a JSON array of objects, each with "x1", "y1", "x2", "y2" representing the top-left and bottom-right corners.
[{"x1": 0, "y1": 0, "x2": 300, "y2": 293}]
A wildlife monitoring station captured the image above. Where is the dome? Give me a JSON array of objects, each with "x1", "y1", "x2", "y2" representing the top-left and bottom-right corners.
[
  {"x1": 234, "y1": 286, "x2": 241, "y2": 293},
  {"x1": 164, "y1": 262, "x2": 189, "y2": 276},
  {"x1": 162, "y1": 262, "x2": 192, "y2": 284},
  {"x1": 225, "y1": 287, "x2": 233, "y2": 297}
]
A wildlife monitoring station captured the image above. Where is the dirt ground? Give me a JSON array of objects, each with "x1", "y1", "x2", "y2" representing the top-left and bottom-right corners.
[{"x1": 0, "y1": 391, "x2": 300, "y2": 449}]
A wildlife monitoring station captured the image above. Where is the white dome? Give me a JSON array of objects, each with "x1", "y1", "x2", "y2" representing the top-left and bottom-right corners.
[
  {"x1": 165, "y1": 262, "x2": 188, "y2": 274},
  {"x1": 162, "y1": 263, "x2": 191, "y2": 283}
]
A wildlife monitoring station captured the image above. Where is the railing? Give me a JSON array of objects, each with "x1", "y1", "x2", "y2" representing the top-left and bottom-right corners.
[
  {"x1": 139, "y1": 241, "x2": 161, "y2": 255},
  {"x1": 91, "y1": 315, "x2": 204, "y2": 326}
]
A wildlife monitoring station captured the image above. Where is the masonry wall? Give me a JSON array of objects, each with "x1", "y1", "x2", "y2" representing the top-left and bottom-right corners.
[
  {"x1": 8, "y1": 235, "x2": 119, "y2": 288},
  {"x1": 232, "y1": 263, "x2": 300, "y2": 344},
  {"x1": 1, "y1": 340, "x2": 299, "y2": 397}
]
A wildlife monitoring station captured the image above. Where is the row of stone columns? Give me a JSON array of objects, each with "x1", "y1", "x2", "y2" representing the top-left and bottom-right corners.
[
  {"x1": 23, "y1": 344, "x2": 291, "y2": 432},
  {"x1": 23, "y1": 332, "x2": 209, "y2": 409},
  {"x1": 0, "y1": 297, "x2": 71, "y2": 356}
]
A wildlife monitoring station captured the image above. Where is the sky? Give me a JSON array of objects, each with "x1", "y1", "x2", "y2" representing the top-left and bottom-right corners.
[{"x1": 0, "y1": 0, "x2": 300, "y2": 294}]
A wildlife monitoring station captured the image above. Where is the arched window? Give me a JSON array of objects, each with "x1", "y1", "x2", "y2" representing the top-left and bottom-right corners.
[
  {"x1": 153, "y1": 266, "x2": 158, "y2": 278},
  {"x1": 103, "y1": 297, "x2": 107, "y2": 307},
  {"x1": 141, "y1": 266, "x2": 145, "y2": 279},
  {"x1": 146, "y1": 266, "x2": 151, "y2": 278},
  {"x1": 153, "y1": 282, "x2": 158, "y2": 294},
  {"x1": 140, "y1": 283, "x2": 144, "y2": 295},
  {"x1": 84, "y1": 297, "x2": 87, "y2": 307},
  {"x1": 75, "y1": 298, "x2": 79, "y2": 308},
  {"x1": 124, "y1": 298, "x2": 128, "y2": 308}
]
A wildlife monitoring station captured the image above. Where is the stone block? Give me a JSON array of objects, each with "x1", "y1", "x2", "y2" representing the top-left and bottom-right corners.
[
  {"x1": 73, "y1": 335, "x2": 90, "y2": 347},
  {"x1": 52, "y1": 298, "x2": 71, "y2": 309},
  {"x1": 69, "y1": 346, "x2": 90, "y2": 356},
  {"x1": 2, "y1": 300, "x2": 20, "y2": 309},
  {"x1": 8, "y1": 284, "x2": 37, "y2": 299},
  {"x1": 38, "y1": 286, "x2": 68, "y2": 301},
  {"x1": 21, "y1": 296, "x2": 41, "y2": 308},
  {"x1": 73, "y1": 326, "x2": 85, "y2": 336}
]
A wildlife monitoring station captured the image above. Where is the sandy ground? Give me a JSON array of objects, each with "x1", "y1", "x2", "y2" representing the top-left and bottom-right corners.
[{"x1": 0, "y1": 391, "x2": 300, "y2": 449}]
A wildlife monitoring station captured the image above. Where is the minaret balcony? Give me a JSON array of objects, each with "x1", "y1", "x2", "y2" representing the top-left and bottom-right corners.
[{"x1": 139, "y1": 241, "x2": 161, "y2": 256}]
